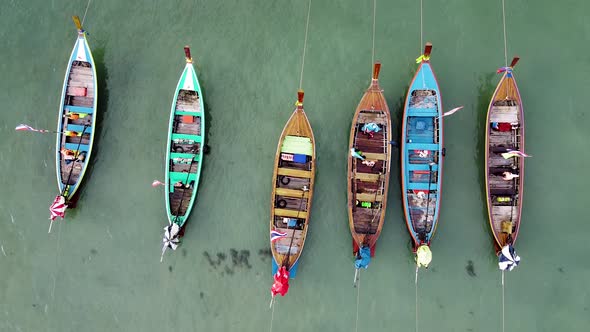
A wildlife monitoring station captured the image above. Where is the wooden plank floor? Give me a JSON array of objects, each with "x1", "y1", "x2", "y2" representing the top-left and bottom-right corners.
[
  {"x1": 357, "y1": 111, "x2": 388, "y2": 124},
  {"x1": 352, "y1": 208, "x2": 380, "y2": 234},
  {"x1": 172, "y1": 142, "x2": 201, "y2": 154},
  {"x1": 273, "y1": 229, "x2": 304, "y2": 255},
  {"x1": 489, "y1": 175, "x2": 515, "y2": 189},
  {"x1": 275, "y1": 195, "x2": 308, "y2": 211},
  {"x1": 489, "y1": 130, "x2": 514, "y2": 145},
  {"x1": 170, "y1": 161, "x2": 199, "y2": 173},
  {"x1": 169, "y1": 187, "x2": 194, "y2": 216},
  {"x1": 176, "y1": 90, "x2": 200, "y2": 111},
  {"x1": 59, "y1": 160, "x2": 84, "y2": 185},
  {"x1": 489, "y1": 155, "x2": 514, "y2": 167},
  {"x1": 174, "y1": 115, "x2": 201, "y2": 135},
  {"x1": 491, "y1": 206, "x2": 519, "y2": 233},
  {"x1": 277, "y1": 176, "x2": 310, "y2": 191}
]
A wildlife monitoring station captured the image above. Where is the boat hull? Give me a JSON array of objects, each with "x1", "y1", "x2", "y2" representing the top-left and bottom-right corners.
[
  {"x1": 347, "y1": 77, "x2": 392, "y2": 254},
  {"x1": 484, "y1": 70, "x2": 524, "y2": 251},
  {"x1": 165, "y1": 63, "x2": 205, "y2": 228},
  {"x1": 401, "y1": 61, "x2": 444, "y2": 249},
  {"x1": 55, "y1": 33, "x2": 98, "y2": 200},
  {"x1": 270, "y1": 101, "x2": 315, "y2": 277}
]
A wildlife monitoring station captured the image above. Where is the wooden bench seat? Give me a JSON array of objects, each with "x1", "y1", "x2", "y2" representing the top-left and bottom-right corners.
[
  {"x1": 355, "y1": 192, "x2": 383, "y2": 202},
  {"x1": 274, "y1": 208, "x2": 308, "y2": 219},
  {"x1": 355, "y1": 172, "x2": 380, "y2": 182},
  {"x1": 361, "y1": 152, "x2": 388, "y2": 160},
  {"x1": 277, "y1": 167, "x2": 311, "y2": 179},
  {"x1": 275, "y1": 187, "x2": 310, "y2": 198}
]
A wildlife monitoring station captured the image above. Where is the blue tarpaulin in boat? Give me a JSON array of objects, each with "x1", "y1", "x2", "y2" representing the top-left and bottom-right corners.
[
  {"x1": 361, "y1": 123, "x2": 381, "y2": 133},
  {"x1": 354, "y1": 246, "x2": 371, "y2": 269},
  {"x1": 293, "y1": 154, "x2": 307, "y2": 164}
]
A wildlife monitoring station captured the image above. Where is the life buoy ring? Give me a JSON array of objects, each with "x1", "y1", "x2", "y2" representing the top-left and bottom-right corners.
[
  {"x1": 277, "y1": 199, "x2": 287, "y2": 208},
  {"x1": 173, "y1": 145, "x2": 185, "y2": 153},
  {"x1": 280, "y1": 176, "x2": 290, "y2": 185}
]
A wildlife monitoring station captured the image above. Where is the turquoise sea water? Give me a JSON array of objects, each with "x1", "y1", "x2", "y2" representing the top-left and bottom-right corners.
[{"x1": 1, "y1": 0, "x2": 589, "y2": 331}]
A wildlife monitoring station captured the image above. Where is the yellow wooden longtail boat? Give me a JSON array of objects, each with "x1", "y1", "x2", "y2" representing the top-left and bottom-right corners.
[{"x1": 269, "y1": 91, "x2": 315, "y2": 297}]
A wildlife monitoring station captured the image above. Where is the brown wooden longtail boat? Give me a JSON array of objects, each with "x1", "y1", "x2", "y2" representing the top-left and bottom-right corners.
[
  {"x1": 347, "y1": 62, "x2": 392, "y2": 275},
  {"x1": 485, "y1": 57, "x2": 525, "y2": 270}
]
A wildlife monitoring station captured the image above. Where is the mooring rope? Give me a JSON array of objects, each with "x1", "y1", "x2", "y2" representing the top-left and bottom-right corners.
[
  {"x1": 82, "y1": 0, "x2": 93, "y2": 26},
  {"x1": 501, "y1": 0, "x2": 508, "y2": 67},
  {"x1": 269, "y1": 299, "x2": 276, "y2": 332},
  {"x1": 415, "y1": 266, "x2": 419, "y2": 332},
  {"x1": 371, "y1": 0, "x2": 377, "y2": 69},
  {"x1": 354, "y1": 269, "x2": 361, "y2": 332},
  {"x1": 419, "y1": 0, "x2": 423, "y2": 52},
  {"x1": 298, "y1": 0, "x2": 313, "y2": 90},
  {"x1": 502, "y1": 270, "x2": 505, "y2": 332}
]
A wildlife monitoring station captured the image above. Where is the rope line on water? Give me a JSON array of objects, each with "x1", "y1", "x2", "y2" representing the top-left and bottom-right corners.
[
  {"x1": 270, "y1": 3, "x2": 312, "y2": 330},
  {"x1": 82, "y1": 0, "x2": 93, "y2": 26},
  {"x1": 419, "y1": 0, "x2": 423, "y2": 51},
  {"x1": 371, "y1": 0, "x2": 377, "y2": 69},
  {"x1": 501, "y1": 0, "x2": 508, "y2": 67},
  {"x1": 502, "y1": 271, "x2": 505, "y2": 332},
  {"x1": 354, "y1": 270, "x2": 361, "y2": 332},
  {"x1": 415, "y1": 266, "x2": 419, "y2": 332},
  {"x1": 298, "y1": 0, "x2": 313, "y2": 90},
  {"x1": 269, "y1": 299, "x2": 276, "y2": 332}
]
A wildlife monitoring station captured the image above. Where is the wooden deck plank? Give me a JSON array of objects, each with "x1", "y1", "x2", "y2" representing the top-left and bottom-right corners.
[
  {"x1": 275, "y1": 187, "x2": 310, "y2": 198},
  {"x1": 492, "y1": 206, "x2": 518, "y2": 222},
  {"x1": 169, "y1": 187, "x2": 194, "y2": 216},
  {"x1": 70, "y1": 97, "x2": 93, "y2": 107},
  {"x1": 59, "y1": 158, "x2": 84, "y2": 184},
  {"x1": 355, "y1": 193, "x2": 383, "y2": 202},
  {"x1": 176, "y1": 101, "x2": 200, "y2": 111},
  {"x1": 68, "y1": 73, "x2": 93, "y2": 83},
  {"x1": 357, "y1": 112, "x2": 387, "y2": 124},
  {"x1": 277, "y1": 167, "x2": 312, "y2": 179},
  {"x1": 489, "y1": 155, "x2": 514, "y2": 167},
  {"x1": 354, "y1": 172, "x2": 380, "y2": 182},
  {"x1": 361, "y1": 152, "x2": 388, "y2": 160},
  {"x1": 352, "y1": 209, "x2": 380, "y2": 234},
  {"x1": 277, "y1": 176, "x2": 310, "y2": 190},
  {"x1": 489, "y1": 131, "x2": 514, "y2": 145},
  {"x1": 490, "y1": 106, "x2": 519, "y2": 123},
  {"x1": 274, "y1": 208, "x2": 308, "y2": 219},
  {"x1": 276, "y1": 196, "x2": 308, "y2": 210}
]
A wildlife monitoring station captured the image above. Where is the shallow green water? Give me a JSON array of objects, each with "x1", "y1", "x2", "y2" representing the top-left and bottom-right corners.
[{"x1": 1, "y1": 0, "x2": 589, "y2": 331}]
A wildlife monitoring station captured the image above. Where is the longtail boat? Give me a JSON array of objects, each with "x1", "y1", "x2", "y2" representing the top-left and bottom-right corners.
[
  {"x1": 269, "y1": 90, "x2": 315, "y2": 298},
  {"x1": 401, "y1": 43, "x2": 442, "y2": 268},
  {"x1": 50, "y1": 16, "x2": 97, "y2": 231},
  {"x1": 486, "y1": 57, "x2": 525, "y2": 271},
  {"x1": 161, "y1": 46, "x2": 205, "y2": 259},
  {"x1": 347, "y1": 62, "x2": 392, "y2": 277}
]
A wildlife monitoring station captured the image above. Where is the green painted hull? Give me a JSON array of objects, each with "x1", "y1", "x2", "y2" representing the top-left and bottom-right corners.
[{"x1": 164, "y1": 61, "x2": 205, "y2": 228}]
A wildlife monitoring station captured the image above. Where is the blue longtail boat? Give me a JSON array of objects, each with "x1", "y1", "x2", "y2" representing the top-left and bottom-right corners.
[
  {"x1": 401, "y1": 43, "x2": 443, "y2": 268},
  {"x1": 48, "y1": 16, "x2": 97, "y2": 232},
  {"x1": 56, "y1": 16, "x2": 97, "y2": 201}
]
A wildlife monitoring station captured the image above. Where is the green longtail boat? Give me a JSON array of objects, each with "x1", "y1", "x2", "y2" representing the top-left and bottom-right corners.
[{"x1": 161, "y1": 46, "x2": 205, "y2": 260}]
